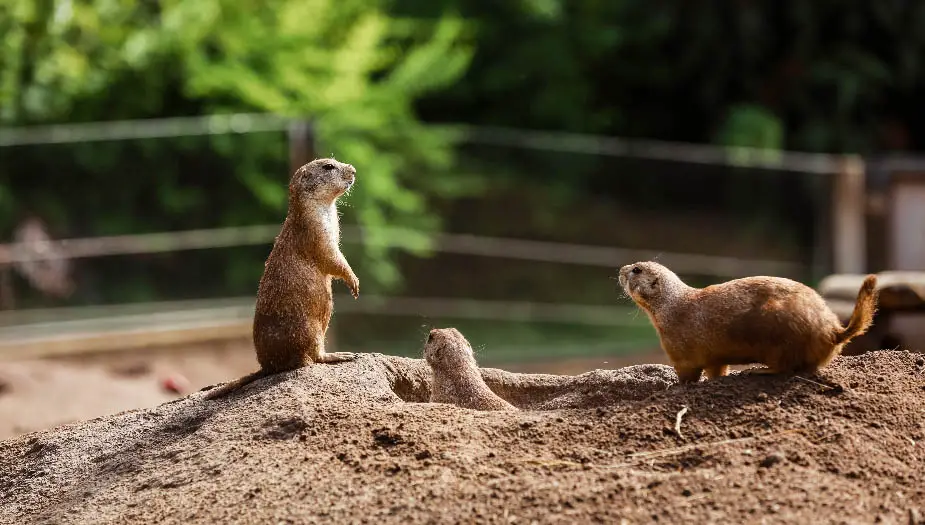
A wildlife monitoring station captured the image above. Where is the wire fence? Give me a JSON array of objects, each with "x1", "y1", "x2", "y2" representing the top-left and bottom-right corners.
[
  {"x1": 0, "y1": 223, "x2": 804, "y2": 277},
  {"x1": 2, "y1": 113, "x2": 853, "y2": 171},
  {"x1": 0, "y1": 113, "x2": 854, "y2": 361}
]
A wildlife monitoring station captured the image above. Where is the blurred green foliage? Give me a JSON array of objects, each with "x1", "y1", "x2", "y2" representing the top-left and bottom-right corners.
[
  {"x1": 3, "y1": 0, "x2": 925, "y2": 306},
  {"x1": 0, "y1": 0, "x2": 475, "y2": 301}
]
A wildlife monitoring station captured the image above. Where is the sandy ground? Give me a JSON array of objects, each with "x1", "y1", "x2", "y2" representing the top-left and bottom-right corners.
[
  {"x1": 1, "y1": 347, "x2": 923, "y2": 524},
  {"x1": 0, "y1": 339, "x2": 668, "y2": 440},
  {"x1": 0, "y1": 339, "x2": 255, "y2": 440}
]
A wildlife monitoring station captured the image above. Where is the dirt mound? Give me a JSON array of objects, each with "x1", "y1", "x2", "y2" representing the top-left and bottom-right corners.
[{"x1": 1, "y1": 350, "x2": 923, "y2": 524}]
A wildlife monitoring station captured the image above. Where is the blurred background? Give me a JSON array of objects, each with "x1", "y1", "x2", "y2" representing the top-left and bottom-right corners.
[{"x1": 1, "y1": 1, "x2": 924, "y2": 438}]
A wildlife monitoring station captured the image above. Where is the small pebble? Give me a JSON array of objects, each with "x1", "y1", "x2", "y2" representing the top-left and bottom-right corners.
[{"x1": 759, "y1": 452, "x2": 786, "y2": 469}]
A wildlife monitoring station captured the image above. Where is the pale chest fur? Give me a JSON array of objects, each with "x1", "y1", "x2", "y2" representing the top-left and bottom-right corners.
[
  {"x1": 308, "y1": 201, "x2": 340, "y2": 249},
  {"x1": 283, "y1": 201, "x2": 341, "y2": 268}
]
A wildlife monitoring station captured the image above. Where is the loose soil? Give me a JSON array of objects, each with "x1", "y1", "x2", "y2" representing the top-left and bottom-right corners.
[
  {"x1": 1, "y1": 349, "x2": 924, "y2": 524},
  {"x1": 0, "y1": 340, "x2": 668, "y2": 440}
]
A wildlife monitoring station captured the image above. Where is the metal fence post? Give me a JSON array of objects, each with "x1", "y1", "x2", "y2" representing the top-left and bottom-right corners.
[
  {"x1": 831, "y1": 155, "x2": 867, "y2": 275},
  {"x1": 288, "y1": 120, "x2": 316, "y2": 173}
]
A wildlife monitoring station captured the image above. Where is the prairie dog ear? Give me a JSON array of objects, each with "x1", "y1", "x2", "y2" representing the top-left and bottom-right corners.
[
  {"x1": 291, "y1": 165, "x2": 323, "y2": 196},
  {"x1": 289, "y1": 165, "x2": 307, "y2": 189}
]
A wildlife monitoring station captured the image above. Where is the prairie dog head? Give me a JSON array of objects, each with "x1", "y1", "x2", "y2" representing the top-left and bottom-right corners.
[
  {"x1": 290, "y1": 158, "x2": 356, "y2": 204},
  {"x1": 423, "y1": 328, "x2": 477, "y2": 371},
  {"x1": 618, "y1": 261, "x2": 687, "y2": 311}
]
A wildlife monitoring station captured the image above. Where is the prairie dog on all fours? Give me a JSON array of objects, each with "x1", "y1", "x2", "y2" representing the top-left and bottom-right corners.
[
  {"x1": 424, "y1": 328, "x2": 517, "y2": 411},
  {"x1": 204, "y1": 158, "x2": 360, "y2": 400},
  {"x1": 618, "y1": 261, "x2": 878, "y2": 383}
]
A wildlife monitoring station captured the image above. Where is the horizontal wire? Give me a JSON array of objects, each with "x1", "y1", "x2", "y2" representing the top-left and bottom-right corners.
[
  {"x1": 1, "y1": 113, "x2": 853, "y2": 173},
  {"x1": 0, "y1": 224, "x2": 805, "y2": 278}
]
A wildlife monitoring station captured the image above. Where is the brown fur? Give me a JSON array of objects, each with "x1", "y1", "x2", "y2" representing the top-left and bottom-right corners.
[
  {"x1": 618, "y1": 261, "x2": 878, "y2": 383},
  {"x1": 204, "y1": 158, "x2": 360, "y2": 400},
  {"x1": 424, "y1": 328, "x2": 517, "y2": 411}
]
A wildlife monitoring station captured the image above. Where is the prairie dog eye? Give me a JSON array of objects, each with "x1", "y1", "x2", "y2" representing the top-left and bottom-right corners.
[
  {"x1": 322, "y1": 163, "x2": 336, "y2": 171},
  {"x1": 631, "y1": 266, "x2": 642, "y2": 275}
]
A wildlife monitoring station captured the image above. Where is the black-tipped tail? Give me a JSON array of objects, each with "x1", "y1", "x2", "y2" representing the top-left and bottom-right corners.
[{"x1": 834, "y1": 274, "x2": 878, "y2": 345}]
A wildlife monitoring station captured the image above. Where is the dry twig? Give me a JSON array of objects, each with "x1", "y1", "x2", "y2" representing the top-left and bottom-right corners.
[
  {"x1": 792, "y1": 375, "x2": 835, "y2": 391},
  {"x1": 674, "y1": 406, "x2": 689, "y2": 440}
]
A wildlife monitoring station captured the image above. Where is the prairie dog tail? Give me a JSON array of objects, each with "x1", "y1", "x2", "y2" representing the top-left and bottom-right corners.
[
  {"x1": 834, "y1": 274, "x2": 879, "y2": 345},
  {"x1": 202, "y1": 370, "x2": 268, "y2": 401}
]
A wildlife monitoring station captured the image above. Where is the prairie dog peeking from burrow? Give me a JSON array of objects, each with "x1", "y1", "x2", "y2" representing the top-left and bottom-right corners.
[{"x1": 424, "y1": 328, "x2": 517, "y2": 411}]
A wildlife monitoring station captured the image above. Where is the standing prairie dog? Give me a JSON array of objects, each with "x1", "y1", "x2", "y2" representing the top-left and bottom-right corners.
[
  {"x1": 618, "y1": 261, "x2": 878, "y2": 383},
  {"x1": 204, "y1": 158, "x2": 360, "y2": 400},
  {"x1": 424, "y1": 328, "x2": 517, "y2": 411}
]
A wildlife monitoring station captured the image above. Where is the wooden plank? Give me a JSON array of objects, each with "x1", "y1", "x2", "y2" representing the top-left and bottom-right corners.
[
  {"x1": 0, "y1": 319, "x2": 253, "y2": 361},
  {"x1": 818, "y1": 272, "x2": 925, "y2": 310},
  {"x1": 0, "y1": 299, "x2": 256, "y2": 361}
]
